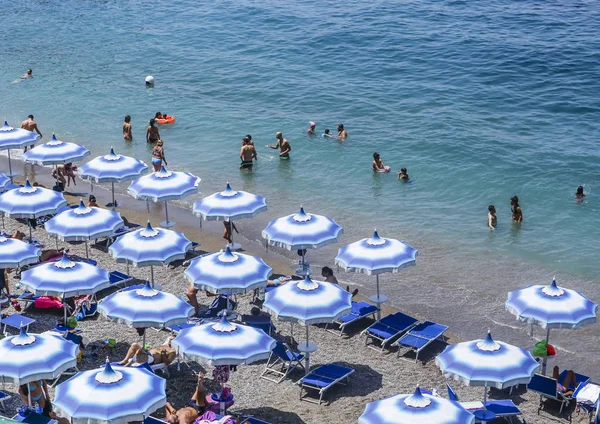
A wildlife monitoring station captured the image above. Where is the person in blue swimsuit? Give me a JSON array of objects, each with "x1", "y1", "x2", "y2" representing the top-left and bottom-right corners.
[
  {"x1": 19, "y1": 380, "x2": 51, "y2": 416},
  {"x1": 152, "y1": 140, "x2": 167, "y2": 172}
]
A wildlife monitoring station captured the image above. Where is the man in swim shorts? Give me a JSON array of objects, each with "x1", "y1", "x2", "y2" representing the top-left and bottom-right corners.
[
  {"x1": 239, "y1": 138, "x2": 255, "y2": 169},
  {"x1": 21, "y1": 115, "x2": 42, "y2": 152},
  {"x1": 266, "y1": 132, "x2": 291, "y2": 159}
]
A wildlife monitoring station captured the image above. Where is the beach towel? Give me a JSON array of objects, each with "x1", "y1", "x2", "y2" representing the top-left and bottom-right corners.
[
  {"x1": 577, "y1": 383, "x2": 600, "y2": 405},
  {"x1": 34, "y1": 297, "x2": 62, "y2": 309},
  {"x1": 194, "y1": 411, "x2": 236, "y2": 424}
]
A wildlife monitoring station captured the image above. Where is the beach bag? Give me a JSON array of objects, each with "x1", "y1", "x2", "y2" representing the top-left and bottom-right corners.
[
  {"x1": 533, "y1": 339, "x2": 555, "y2": 357},
  {"x1": 66, "y1": 315, "x2": 78, "y2": 329}
]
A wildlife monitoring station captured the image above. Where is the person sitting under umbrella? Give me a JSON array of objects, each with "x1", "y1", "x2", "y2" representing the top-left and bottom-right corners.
[
  {"x1": 118, "y1": 336, "x2": 176, "y2": 367},
  {"x1": 19, "y1": 380, "x2": 70, "y2": 423},
  {"x1": 553, "y1": 366, "x2": 578, "y2": 396},
  {"x1": 166, "y1": 373, "x2": 210, "y2": 424}
]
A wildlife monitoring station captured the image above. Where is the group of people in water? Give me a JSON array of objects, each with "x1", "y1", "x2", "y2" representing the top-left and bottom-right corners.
[{"x1": 372, "y1": 152, "x2": 410, "y2": 181}]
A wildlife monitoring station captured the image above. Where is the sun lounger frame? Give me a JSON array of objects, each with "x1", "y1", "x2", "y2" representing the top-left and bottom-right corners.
[
  {"x1": 260, "y1": 342, "x2": 305, "y2": 383},
  {"x1": 298, "y1": 364, "x2": 354, "y2": 405},
  {"x1": 393, "y1": 320, "x2": 448, "y2": 362},
  {"x1": 325, "y1": 301, "x2": 378, "y2": 337},
  {"x1": 527, "y1": 372, "x2": 589, "y2": 415},
  {"x1": 362, "y1": 312, "x2": 418, "y2": 352}
]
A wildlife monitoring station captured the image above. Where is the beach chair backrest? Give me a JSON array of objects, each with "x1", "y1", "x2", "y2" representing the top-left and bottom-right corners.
[
  {"x1": 272, "y1": 342, "x2": 294, "y2": 361},
  {"x1": 527, "y1": 373, "x2": 557, "y2": 397},
  {"x1": 446, "y1": 383, "x2": 459, "y2": 401}
]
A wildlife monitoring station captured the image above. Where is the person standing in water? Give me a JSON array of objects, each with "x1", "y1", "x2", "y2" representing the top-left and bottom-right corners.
[
  {"x1": 267, "y1": 132, "x2": 291, "y2": 159},
  {"x1": 152, "y1": 140, "x2": 167, "y2": 171},
  {"x1": 240, "y1": 138, "x2": 256, "y2": 170},
  {"x1": 372, "y1": 152, "x2": 390, "y2": 172},
  {"x1": 511, "y1": 196, "x2": 523, "y2": 223},
  {"x1": 146, "y1": 119, "x2": 160, "y2": 144},
  {"x1": 575, "y1": 186, "x2": 586, "y2": 202},
  {"x1": 123, "y1": 115, "x2": 132, "y2": 141},
  {"x1": 397, "y1": 168, "x2": 409, "y2": 181},
  {"x1": 307, "y1": 122, "x2": 316, "y2": 135},
  {"x1": 21, "y1": 115, "x2": 42, "y2": 152},
  {"x1": 337, "y1": 123, "x2": 348, "y2": 140},
  {"x1": 488, "y1": 205, "x2": 497, "y2": 230}
]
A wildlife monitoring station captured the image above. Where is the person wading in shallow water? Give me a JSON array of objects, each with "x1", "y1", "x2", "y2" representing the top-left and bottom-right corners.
[
  {"x1": 266, "y1": 132, "x2": 291, "y2": 159},
  {"x1": 21, "y1": 115, "x2": 42, "y2": 151},
  {"x1": 510, "y1": 196, "x2": 523, "y2": 223}
]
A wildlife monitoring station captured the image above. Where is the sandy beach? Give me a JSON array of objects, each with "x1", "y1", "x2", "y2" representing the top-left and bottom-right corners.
[{"x1": 0, "y1": 161, "x2": 591, "y2": 424}]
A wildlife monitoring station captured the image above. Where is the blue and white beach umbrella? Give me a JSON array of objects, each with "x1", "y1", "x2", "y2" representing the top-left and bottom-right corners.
[
  {"x1": 0, "y1": 121, "x2": 41, "y2": 179},
  {"x1": 128, "y1": 166, "x2": 200, "y2": 227},
  {"x1": 0, "y1": 180, "x2": 66, "y2": 240},
  {"x1": 53, "y1": 360, "x2": 166, "y2": 424},
  {"x1": 0, "y1": 235, "x2": 40, "y2": 268},
  {"x1": 435, "y1": 331, "x2": 539, "y2": 421},
  {"x1": 20, "y1": 254, "x2": 111, "y2": 298},
  {"x1": 262, "y1": 206, "x2": 343, "y2": 276},
  {"x1": 0, "y1": 174, "x2": 11, "y2": 192},
  {"x1": 184, "y1": 246, "x2": 272, "y2": 294},
  {"x1": 173, "y1": 315, "x2": 275, "y2": 366},
  {"x1": 0, "y1": 180, "x2": 66, "y2": 218},
  {"x1": 0, "y1": 326, "x2": 78, "y2": 384},
  {"x1": 193, "y1": 183, "x2": 267, "y2": 249},
  {"x1": 22, "y1": 134, "x2": 90, "y2": 166},
  {"x1": 78, "y1": 147, "x2": 148, "y2": 207},
  {"x1": 506, "y1": 277, "x2": 597, "y2": 373},
  {"x1": 98, "y1": 281, "x2": 194, "y2": 329},
  {"x1": 264, "y1": 276, "x2": 352, "y2": 371},
  {"x1": 359, "y1": 386, "x2": 474, "y2": 424},
  {"x1": 108, "y1": 221, "x2": 192, "y2": 285},
  {"x1": 335, "y1": 230, "x2": 418, "y2": 319},
  {"x1": 45, "y1": 200, "x2": 124, "y2": 258}
]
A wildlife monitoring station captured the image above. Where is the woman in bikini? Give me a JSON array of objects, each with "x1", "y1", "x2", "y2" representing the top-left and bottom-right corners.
[
  {"x1": 372, "y1": 152, "x2": 390, "y2": 172},
  {"x1": 510, "y1": 196, "x2": 523, "y2": 223},
  {"x1": 152, "y1": 140, "x2": 167, "y2": 171},
  {"x1": 118, "y1": 336, "x2": 177, "y2": 367},
  {"x1": 19, "y1": 380, "x2": 51, "y2": 416},
  {"x1": 488, "y1": 205, "x2": 497, "y2": 230},
  {"x1": 146, "y1": 119, "x2": 160, "y2": 144}
]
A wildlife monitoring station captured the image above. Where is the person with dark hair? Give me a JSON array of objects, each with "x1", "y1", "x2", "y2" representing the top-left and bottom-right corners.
[
  {"x1": 223, "y1": 219, "x2": 238, "y2": 244},
  {"x1": 337, "y1": 124, "x2": 348, "y2": 140},
  {"x1": 240, "y1": 138, "x2": 256, "y2": 170},
  {"x1": 88, "y1": 195, "x2": 98, "y2": 207},
  {"x1": 322, "y1": 129, "x2": 333, "y2": 138},
  {"x1": 19, "y1": 380, "x2": 51, "y2": 416},
  {"x1": 123, "y1": 115, "x2": 132, "y2": 141},
  {"x1": 511, "y1": 196, "x2": 523, "y2": 223},
  {"x1": 245, "y1": 134, "x2": 254, "y2": 146},
  {"x1": 322, "y1": 266, "x2": 358, "y2": 297},
  {"x1": 146, "y1": 119, "x2": 160, "y2": 144},
  {"x1": 397, "y1": 168, "x2": 409, "y2": 181},
  {"x1": 488, "y1": 205, "x2": 497, "y2": 230},
  {"x1": 553, "y1": 366, "x2": 578, "y2": 396},
  {"x1": 63, "y1": 163, "x2": 76, "y2": 187},
  {"x1": 372, "y1": 152, "x2": 390, "y2": 172},
  {"x1": 575, "y1": 186, "x2": 586, "y2": 202},
  {"x1": 21, "y1": 115, "x2": 42, "y2": 152}
]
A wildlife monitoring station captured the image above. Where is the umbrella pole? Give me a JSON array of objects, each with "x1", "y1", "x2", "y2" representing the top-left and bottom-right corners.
[
  {"x1": 542, "y1": 327, "x2": 551, "y2": 375},
  {"x1": 304, "y1": 325, "x2": 310, "y2": 374},
  {"x1": 483, "y1": 384, "x2": 488, "y2": 410},
  {"x1": 63, "y1": 303, "x2": 67, "y2": 326},
  {"x1": 28, "y1": 221, "x2": 33, "y2": 243},
  {"x1": 85, "y1": 240, "x2": 89, "y2": 260},
  {"x1": 150, "y1": 266, "x2": 155, "y2": 288},
  {"x1": 161, "y1": 201, "x2": 174, "y2": 228},
  {"x1": 143, "y1": 329, "x2": 146, "y2": 348},
  {"x1": 375, "y1": 275, "x2": 382, "y2": 320},
  {"x1": 7, "y1": 149, "x2": 13, "y2": 182},
  {"x1": 146, "y1": 199, "x2": 150, "y2": 214},
  {"x1": 111, "y1": 182, "x2": 116, "y2": 209}
]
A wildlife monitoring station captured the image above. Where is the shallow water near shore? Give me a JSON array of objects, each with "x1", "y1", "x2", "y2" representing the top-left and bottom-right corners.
[{"x1": 2, "y1": 0, "x2": 600, "y2": 377}]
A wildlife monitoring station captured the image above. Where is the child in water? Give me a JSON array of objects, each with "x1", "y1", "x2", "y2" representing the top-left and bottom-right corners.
[
  {"x1": 372, "y1": 152, "x2": 390, "y2": 172},
  {"x1": 397, "y1": 168, "x2": 409, "y2": 181},
  {"x1": 322, "y1": 129, "x2": 333, "y2": 138}
]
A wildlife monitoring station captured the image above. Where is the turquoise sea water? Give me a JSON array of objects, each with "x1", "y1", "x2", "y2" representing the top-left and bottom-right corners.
[{"x1": 2, "y1": 0, "x2": 600, "y2": 373}]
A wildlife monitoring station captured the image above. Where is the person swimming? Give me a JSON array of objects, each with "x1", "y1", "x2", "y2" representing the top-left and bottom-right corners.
[
  {"x1": 575, "y1": 185, "x2": 586, "y2": 202},
  {"x1": 510, "y1": 196, "x2": 523, "y2": 223},
  {"x1": 322, "y1": 129, "x2": 332, "y2": 138},
  {"x1": 397, "y1": 168, "x2": 409, "y2": 181},
  {"x1": 307, "y1": 121, "x2": 316, "y2": 135},
  {"x1": 488, "y1": 205, "x2": 497, "y2": 230},
  {"x1": 372, "y1": 152, "x2": 390, "y2": 172}
]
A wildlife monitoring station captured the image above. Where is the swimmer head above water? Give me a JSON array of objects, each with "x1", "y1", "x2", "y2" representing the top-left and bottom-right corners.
[{"x1": 145, "y1": 75, "x2": 155, "y2": 86}]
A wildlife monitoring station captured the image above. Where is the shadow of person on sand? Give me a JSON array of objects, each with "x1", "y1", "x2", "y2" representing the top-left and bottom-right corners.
[{"x1": 234, "y1": 407, "x2": 306, "y2": 424}]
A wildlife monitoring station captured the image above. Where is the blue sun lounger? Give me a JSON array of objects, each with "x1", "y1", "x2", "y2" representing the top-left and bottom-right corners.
[
  {"x1": 326, "y1": 301, "x2": 379, "y2": 337},
  {"x1": 447, "y1": 383, "x2": 522, "y2": 422},
  {"x1": 109, "y1": 270, "x2": 134, "y2": 288},
  {"x1": 527, "y1": 371, "x2": 590, "y2": 415},
  {"x1": 241, "y1": 418, "x2": 271, "y2": 424},
  {"x1": 298, "y1": 363, "x2": 354, "y2": 405},
  {"x1": 261, "y1": 341, "x2": 305, "y2": 383},
  {"x1": 393, "y1": 321, "x2": 448, "y2": 362},
  {"x1": 363, "y1": 312, "x2": 418, "y2": 352}
]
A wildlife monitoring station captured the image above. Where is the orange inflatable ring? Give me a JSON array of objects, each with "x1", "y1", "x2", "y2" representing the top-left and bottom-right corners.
[{"x1": 155, "y1": 116, "x2": 176, "y2": 125}]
